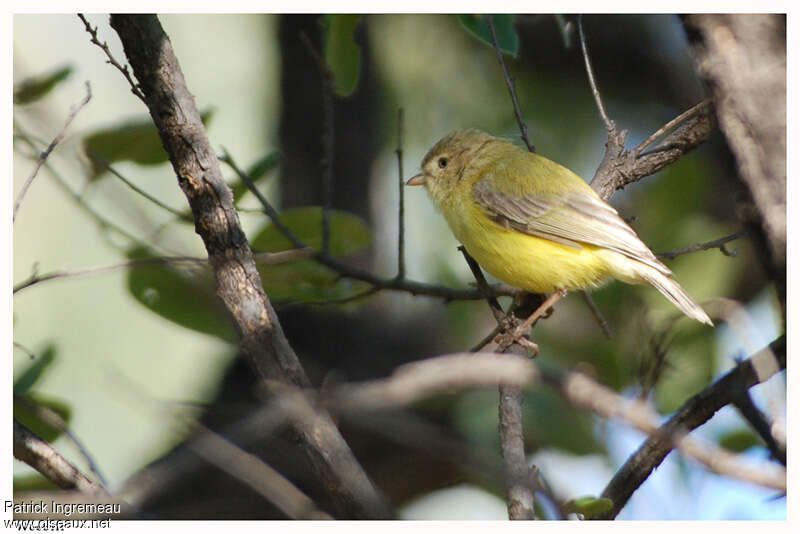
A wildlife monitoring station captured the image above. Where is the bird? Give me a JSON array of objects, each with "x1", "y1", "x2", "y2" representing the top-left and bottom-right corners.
[{"x1": 406, "y1": 129, "x2": 712, "y2": 326}]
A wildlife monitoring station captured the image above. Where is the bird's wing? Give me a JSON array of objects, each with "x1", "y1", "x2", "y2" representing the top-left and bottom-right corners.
[{"x1": 472, "y1": 177, "x2": 671, "y2": 275}]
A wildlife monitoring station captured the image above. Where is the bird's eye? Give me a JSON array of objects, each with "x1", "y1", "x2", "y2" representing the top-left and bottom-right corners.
[{"x1": 438, "y1": 157, "x2": 448, "y2": 169}]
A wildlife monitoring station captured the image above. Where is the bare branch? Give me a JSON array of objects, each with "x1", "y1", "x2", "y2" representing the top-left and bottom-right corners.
[
  {"x1": 77, "y1": 14, "x2": 145, "y2": 102},
  {"x1": 86, "y1": 151, "x2": 191, "y2": 220},
  {"x1": 633, "y1": 99, "x2": 713, "y2": 156},
  {"x1": 15, "y1": 395, "x2": 108, "y2": 486},
  {"x1": 487, "y1": 15, "x2": 534, "y2": 152},
  {"x1": 188, "y1": 423, "x2": 333, "y2": 519},
  {"x1": 657, "y1": 231, "x2": 747, "y2": 260},
  {"x1": 13, "y1": 249, "x2": 311, "y2": 295},
  {"x1": 332, "y1": 352, "x2": 538, "y2": 412},
  {"x1": 13, "y1": 419, "x2": 106, "y2": 494},
  {"x1": 593, "y1": 335, "x2": 786, "y2": 519},
  {"x1": 581, "y1": 290, "x2": 613, "y2": 339},
  {"x1": 13, "y1": 82, "x2": 91, "y2": 222},
  {"x1": 578, "y1": 15, "x2": 613, "y2": 131},
  {"x1": 108, "y1": 14, "x2": 390, "y2": 519},
  {"x1": 396, "y1": 108, "x2": 407, "y2": 279},
  {"x1": 298, "y1": 30, "x2": 335, "y2": 256}
]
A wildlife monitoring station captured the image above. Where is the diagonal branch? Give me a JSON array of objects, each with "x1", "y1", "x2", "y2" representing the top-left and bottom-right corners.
[
  {"x1": 13, "y1": 82, "x2": 92, "y2": 222},
  {"x1": 14, "y1": 419, "x2": 106, "y2": 494},
  {"x1": 594, "y1": 335, "x2": 786, "y2": 519},
  {"x1": 106, "y1": 14, "x2": 390, "y2": 519}
]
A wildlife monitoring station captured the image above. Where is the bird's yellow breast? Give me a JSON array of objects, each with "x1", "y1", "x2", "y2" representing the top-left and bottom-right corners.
[{"x1": 444, "y1": 198, "x2": 613, "y2": 293}]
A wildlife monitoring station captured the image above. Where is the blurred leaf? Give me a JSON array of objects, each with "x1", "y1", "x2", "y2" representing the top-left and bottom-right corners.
[
  {"x1": 251, "y1": 207, "x2": 372, "y2": 256},
  {"x1": 125, "y1": 247, "x2": 236, "y2": 341},
  {"x1": 458, "y1": 15, "x2": 519, "y2": 57},
  {"x1": 14, "y1": 394, "x2": 71, "y2": 443},
  {"x1": 564, "y1": 496, "x2": 613, "y2": 518},
  {"x1": 13, "y1": 345, "x2": 56, "y2": 395},
  {"x1": 231, "y1": 150, "x2": 280, "y2": 203},
  {"x1": 324, "y1": 15, "x2": 364, "y2": 96},
  {"x1": 83, "y1": 110, "x2": 213, "y2": 180},
  {"x1": 14, "y1": 65, "x2": 73, "y2": 105},
  {"x1": 718, "y1": 428, "x2": 761, "y2": 453}
]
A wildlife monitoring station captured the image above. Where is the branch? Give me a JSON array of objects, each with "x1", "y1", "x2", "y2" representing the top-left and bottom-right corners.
[
  {"x1": 578, "y1": 16, "x2": 717, "y2": 203},
  {"x1": 78, "y1": 14, "x2": 145, "y2": 102},
  {"x1": 578, "y1": 15, "x2": 613, "y2": 131},
  {"x1": 298, "y1": 30, "x2": 335, "y2": 255},
  {"x1": 13, "y1": 82, "x2": 92, "y2": 222},
  {"x1": 657, "y1": 231, "x2": 746, "y2": 260},
  {"x1": 594, "y1": 335, "x2": 786, "y2": 519},
  {"x1": 395, "y1": 108, "x2": 407, "y2": 279},
  {"x1": 13, "y1": 419, "x2": 106, "y2": 494},
  {"x1": 487, "y1": 15, "x2": 534, "y2": 152},
  {"x1": 107, "y1": 14, "x2": 389, "y2": 519},
  {"x1": 12, "y1": 249, "x2": 311, "y2": 295},
  {"x1": 332, "y1": 352, "x2": 538, "y2": 412},
  {"x1": 15, "y1": 395, "x2": 107, "y2": 486}
]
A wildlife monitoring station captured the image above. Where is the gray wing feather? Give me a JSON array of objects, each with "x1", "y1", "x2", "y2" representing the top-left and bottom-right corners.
[{"x1": 472, "y1": 179, "x2": 671, "y2": 275}]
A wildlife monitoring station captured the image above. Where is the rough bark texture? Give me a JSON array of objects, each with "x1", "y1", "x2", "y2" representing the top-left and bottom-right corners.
[
  {"x1": 683, "y1": 14, "x2": 786, "y2": 312},
  {"x1": 109, "y1": 14, "x2": 389, "y2": 519}
]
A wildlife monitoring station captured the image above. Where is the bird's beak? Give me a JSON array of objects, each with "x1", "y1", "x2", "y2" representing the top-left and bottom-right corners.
[{"x1": 406, "y1": 173, "x2": 426, "y2": 186}]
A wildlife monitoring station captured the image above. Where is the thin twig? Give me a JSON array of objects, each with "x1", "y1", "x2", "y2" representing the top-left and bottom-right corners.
[
  {"x1": 87, "y1": 151, "x2": 191, "y2": 220},
  {"x1": 578, "y1": 15, "x2": 613, "y2": 131},
  {"x1": 396, "y1": 108, "x2": 406, "y2": 280},
  {"x1": 459, "y1": 246, "x2": 505, "y2": 324},
  {"x1": 581, "y1": 291, "x2": 613, "y2": 339},
  {"x1": 13, "y1": 82, "x2": 92, "y2": 223},
  {"x1": 77, "y1": 14, "x2": 145, "y2": 102},
  {"x1": 470, "y1": 323, "x2": 504, "y2": 353},
  {"x1": 657, "y1": 231, "x2": 746, "y2": 260},
  {"x1": 14, "y1": 125, "x2": 148, "y2": 249},
  {"x1": 487, "y1": 15, "x2": 534, "y2": 152},
  {"x1": 633, "y1": 99, "x2": 713, "y2": 157},
  {"x1": 299, "y1": 30, "x2": 335, "y2": 256},
  {"x1": 13, "y1": 249, "x2": 311, "y2": 295}
]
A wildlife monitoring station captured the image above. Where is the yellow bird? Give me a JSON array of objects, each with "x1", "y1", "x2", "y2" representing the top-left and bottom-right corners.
[{"x1": 407, "y1": 129, "x2": 712, "y2": 326}]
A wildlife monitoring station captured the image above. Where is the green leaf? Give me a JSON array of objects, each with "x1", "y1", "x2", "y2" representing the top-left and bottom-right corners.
[
  {"x1": 324, "y1": 15, "x2": 364, "y2": 97},
  {"x1": 14, "y1": 394, "x2": 72, "y2": 443},
  {"x1": 458, "y1": 15, "x2": 519, "y2": 57},
  {"x1": 251, "y1": 207, "x2": 372, "y2": 257},
  {"x1": 231, "y1": 151, "x2": 280, "y2": 203},
  {"x1": 14, "y1": 345, "x2": 56, "y2": 395},
  {"x1": 564, "y1": 496, "x2": 614, "y2": 518},
  {"x1": 125, "y1": 247, "x2": 236, "y2": 341},
  {"x1": 718, "y1": 428, "x2": 761, "y2": 453},
  {"x1": 83, "y1": 110, "x2": 213, "y2": 179},
  {"x1": 14, "y1": 65, "x2": 73, "y2": 105}
]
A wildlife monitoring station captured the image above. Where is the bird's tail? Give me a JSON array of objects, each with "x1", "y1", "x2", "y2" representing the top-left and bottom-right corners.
[{"x1": 635, "y1": 266, "x2": 713, "y2": 326}]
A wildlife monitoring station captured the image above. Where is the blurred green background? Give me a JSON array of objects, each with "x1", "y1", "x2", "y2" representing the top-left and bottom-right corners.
[{"x1": 12, "y1": 14, "x2": 784, "y2": 519}]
